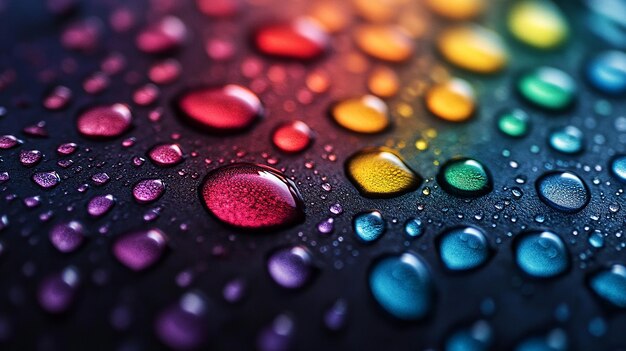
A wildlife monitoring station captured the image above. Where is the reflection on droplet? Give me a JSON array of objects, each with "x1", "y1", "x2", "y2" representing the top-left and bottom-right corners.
[
  {"x1": 610, "y1": 155, "x2": 626, "y2": 183},
  {"x1": 113, "y1": 228, "x2": 168, "y2": 271},
  {"x1": 589, "y1": 264, "x2": 626, "y2": 308},
  {"x1": 437, "y1": 25, "x2": 507, "y2": 73},
  {"x1": 49, "y1": 221, "x2": 85, "y2": 253},
  {"x1": 508, "y1": 0, "x2": 568, "y2": 49},
  {"x1": 586, "y1": 50, "x2": 626, "y2": 95},
  {"x1": 548, "y1": 126, "x2": 584, "y2": 154},
  {"x1": 437, "y1": 158, "x2": 492, "y2": 197},
  {"x1": 514, "y1": 231, "x2": 569, "y2": 278},
  {"x1": 87, "y1": 194, "x2": 115, "y2": 217},
  {"x1": 271, "y1": 121, "x2": 314, "y2": 154},
  {"x1": 136, "y1": 16, "x2": 187, "y2": 54},
  {"x1": 330, "y1": 95, "x2": 390, "y2": 134},
  {"x1": 426, "y1": 78, "x2": 475, "y2": 122},
  {"x1": 77, "y1": 104, "x2": 132, "y2": 139},
  {"x1": 517, "y1": 67, "x2": 576, "y2": 111},
  {"x1": 133, "y1": 179, "x2": 166, "y2": 204},
  {"x1": 536, "y1": 171, "x2": 589, "y2": 212},
  {"x1": 353, "y1": 210, "x2": 385, "y2": 243},
  {"x1": 267, "y1": 246, "x2": 314, "y2": 289},
  {"x1": 148, "y1": 143, "x2": 184, "y2": 167},
  {"x1": 497, "y1": 109, "x2": 530, "y2": 138},
  {"x1": 445, "y1": 320, "x2": 493, "y2": 351},
  {"x1": 438, "y1": 226, "x2": 491, "y2": 271},
  {"x1": 32, "y1": 171, "x2": 61, "y2": 189}
]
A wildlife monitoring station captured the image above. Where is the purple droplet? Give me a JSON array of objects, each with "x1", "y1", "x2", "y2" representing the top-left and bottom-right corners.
[
  {"x1": 23, "y1": 196, "x2": 41, "y2": 208},
  {"x1": 77, "y1": 104, "x2": 132, "y2": 139},
  {"x1": 317, "y1": 218, "x2": 334, "y2": 234},
  {"x1": 155, "y1": 292, "x2": 210, "y2": 350},
  {"x1": 49, "y1": 221, "x2": 85, "y2": 253},
  {"x1": 22, "y1": 121, "x2": 48, "y2": 137},
  {"x1": 0, "y1": 135, "x2": 21, "y2": 149},
  {"x1": 0, "y1": 172, "x2": 9, "y2": 184},
  {"x1": 324, "y1": 299, "x2": 348, "y2": 332},
  {"x1": 37, "y1": 266, "x2": 80, "y2": 314},
  {"x1": 112, "y1": 228, "x2": 167, "y2": 271},
  {"x1": 223, "y1": 278, "x2": 246, "y2": 303},
  {"x1": 330, "y1": 203, "x2": 343, "y2": 215},
  {"x1": 32, "y1": 171, "x2": 61, "y2": 189},
  {"x1": 133, "y1": 179, "x2": 165, "y2": 203},
  {"x1": 91, "y1": 172, "x2": 110, "y2": 186},
  {"x1": 19, "y1": 150, "x2": 42, "y2": 167},
  {"x1": 87, "y1": 194, "x2": 115, "y2": 217},
  {"x1": 136, "y1": 16, "x2": 187, "y2": 54},
  {"x1": 148, "y1": 143, "x2": 183, "y2": 167},
  {"x1": 267, "y1": 246, "x2": 314, "y2": 289},
  {"x1": 57, "y1": 142, "x2": 78, "y2": 155},
  {"x1": 257, "y1": 314, "x2": 294, "y2": 351},
  {"x1": 43, "y1": 86, "x2": 72, "y2": 110}
]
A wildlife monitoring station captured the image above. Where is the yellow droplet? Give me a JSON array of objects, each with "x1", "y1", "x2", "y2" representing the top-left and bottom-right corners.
[
  {"x1": 425, "y1": 0, "x2": 485, "y2": 20},
  {"x1": 309, "y1": 0, "x2": 350, "y2": 33},
  {"x1": 425, "y1": 78, "x2": 475, "y2": 122},
  {"x1": 368, "y1": 66, "x2": 400, "y2": 98},
  {"x1": 331, "y1": 95, "x2": 390, "y2": 134},
  {"x1": 415, "y1": 139, "x2": 428, "y2": 150},
  {"x1": 346, "y1": 147, "x2": 422, "y2": 197},
  {"x1": 355, "y1": 25, "x2": 414, "y2": 62},
  {"x1": 437, "y1": 24, "x2": 508, "y2": 73},
  {"x1": 508, "y1": 0, "x2": 568, "y2": 49},
  {"x1": 396, "y1": 103, "x2": 413, "y2": 118}
]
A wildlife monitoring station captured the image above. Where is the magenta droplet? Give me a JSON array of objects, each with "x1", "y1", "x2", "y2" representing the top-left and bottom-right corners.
[
  {"x1": 43, "y1": 86, "x2": 72, "y2": 110},
  {"x1": 32, "y1": 171, "x2": 61, "y2": 189},
  {"x1": 91, "y1": 172, "x2": 110, "y2": 186},
  {"x1": 61, "y1": 18, "x2": 102, "y2": 52},
  {"x1": 196, "y1": 0, "x2": 239, "y2": 17},
  {"x1": 0, "y1": 172, "x2": 9, "y2": 184},
  {"x1": 112, "y1": 228, "x2": 167, "y2": 271},
  {"x1": 133, "y1": 84, "x2": 160, "y2": 106},
  {"x1": 267, "y1": 246, "x2": 314, "y2": 289},
  {"x1": 0, "y1": 135, "x2": 22, "y2": 149},
  {"x1": 176, "y1": 85, "x2": 263, "y2": 133},
  {"x1": 205, "y1": 38, "x2": 235, "y2": 61},
  {"x1": 148, "y1": 143, "x2": 183, "y2": 167},
  {"x1": 87, "y1": 194, "x2": 115, "y2": 217},
  {"x1": 24, "y1": 196, "x2": 41, "y2": 208},
  {"x1": 77, "y1": 104, "x2": 132, "y2": 139},
  {"x1": 37, "y1": 267, "x2": 80, "y2": 314},
  {"x1": 253, "y1": 18, "x2": 329, "y2": 60},
  {"x1": 49, "y1": 221, "x2": 85, "y2": 253},
  {"x1": 57, "y1": 142, "x2": 78, "y2": 155},
  {"x1": 200, "y1": 163, "x2": 304, "y2": 229},
  {"x1": 133, "y1": 179, "x2": 165, "y2": 203},
  {"x1": 149, "y1": 59, "x2": 181, "y2": 85},
  {"x1": 83, "y1": 72, "x2": 110, "y2": 94},
  {"x1": 136, "y1": 16, "x2": 187, "y2": 54},
  {"x1": 155, "y1": 292, "x2": 210, "y2": 350},
  {"x1": 23, "y1": 121, "x2": 48, "y2": 137},
  {"x1": 272, "y1": 121, "x2": 314, "y2": 153},
  {"x1": 19, "y1": 150, "x2": 43, "y2": 167}
]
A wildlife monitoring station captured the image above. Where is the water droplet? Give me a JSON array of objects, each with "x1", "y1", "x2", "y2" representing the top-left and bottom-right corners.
[
  {"x1": 57, "y1": 142, "x2": 78, "y2": 155},
  {"x1": 589, "y1": 264, "x2": 626, "y2": 308},
  {"x1": 200, "y1": 163, "x2": 304, "y2": 230},
  {"x1": 346, "y1": 147, "x2": 422, "y2": 198},
  {"x1": 445, "y1": 320, "x2": 493, "y2": 351},
  {"x1": 19, "y1": 150, "x2": 43, "y2": 167},
  {"x1": 368, "y1": 253, "x2": 433, "y2": 320},
  {"x1": 112, "y1": 228, "x2": 168, "y2": 271},
  {"x1": 155, "y1": 291, "x2": 210, "y2": 350},
  {"x1": 437, "y1": 24, "x2": 507, "y2": 73},
  {"x1": 425, "y1": 0, "x2": 485, "y2": 19},
  {"x1": 515, "y1": 329, "x2": 568, "y2": 351},
  {"x1": 353, "y1": 210, "x2": 385, "y2": 243},
  {"x1": 514, "y1": 231, "x2": 569, "y2": 278},
  {"x1": 330, "y1": 95, "x2": 390, "y2": 134},
  {"x1": 610, "y1": 155, "x2": 626, "y2": 182},
  {"x1": 437, "y1": 158, "x2": 492, "y2": 197},
  {"x1": 497, "y1": 109, "x2": 530, "y2": 138},
  {"x1": 133, "y1": 179, "x2": 165, "y2": 204},
  {"x1": 267, "y1": 246, "x2": 314, "y2": 289},
  {"x1": 49, "y1": 221, "x2": 85, "y2": 253},
  {"x1": 43, "y1": 86, "x2": 72, "y2": 110},
  {"x1": 223, "y1": 278, "x2": 246, "y2": 303},
  {"x1": 0, "y1": 135, "x2": 22, "y2": 149},
  {"x1": 271, "y1": 121, "x2": 314, "y2": 154},
  {"x1": 536, "y1": 171, "x2": 589, "y2": 212},
  {"x1": 438, "y1": 226, "x2": 491, "y2": 271},
  {"x1": 586, "y1": 50, "x2": 626, "y2": 95},
  {"x1": 517, "y1": 67, "x2": 576, "y2": 111},
  {"x1": 136, "y1": 16, "x2": 187, "y2": 54},
  {"x1": 77, "y1": 104, "x2": 132, "y2": 139},
  {"x1": 176, "y1": 85, "x2": 262, "y2": 133},
  {"x1": 355, "y1": 25, "x2": 414, "y2": 62},
  {"x1": 196, "y1": 0, "x2": 240, "y2": 17},
  {"x1": 404, "y1": 218, "x2": 424, "y2": 238},
  {"x1": 148, "y1": 143, "x2": 184, "y2": 167},
  {"x1": 426, "y1": 78, "x2": 475, "y2": 122},
  {"x1": 368, "y1": 66, "x2": 400, "y2": 98},
  {"x1": 38, "y1": 267, "x2": 80, "y2": 314},
  {"x1": 32, "y1": 171, "x2": 61, "y2": 189},
  {"x1": 87, "y1": 194, "x2": 115, "y2": 217},
  {"x1": 257, "y1": 313, "x2": 294, "y2": 351},
  {"x1": 548, "y1": 126, "x2": 584, "y2": 154},
  {"x1": 324, "y1": 299, "x2": 348, "y2": 332},
  {"x1": 508, "y1": 0, "x2": 568, "y2": 49},
  {"x1": 253, "y1": 18, "x2": 328, "y2": 60}
]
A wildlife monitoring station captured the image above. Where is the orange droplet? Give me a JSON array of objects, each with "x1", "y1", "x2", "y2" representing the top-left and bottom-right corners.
[
  {"x1": 368, "y1": 66, "x2": 400, "y2": 98},
  {"x1": 425, "y1": 78, "x2": 475, "y2": 122},
  {"x1": 437, "y1": 24, "x2": 507, "y2": 74},
  {"x1": 425, "y1": 0, "x2": 485, "y2": 20},
  {"x1": 355, "y1": 25, "x2": 414, "y2": 62}
]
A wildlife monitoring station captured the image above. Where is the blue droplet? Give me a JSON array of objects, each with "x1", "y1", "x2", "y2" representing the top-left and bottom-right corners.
[
  {"x1": 404, "y1": 218, "x2": 423, "y2": 238},
  {"x1": 353, "y1": 211, "x2": 385, "y2": 243},
  {"x1": 445, "y1": 320, "x2": 493, "y2": 351},
  {"x1": 610, "y1": 155, "x2": 626, "y2": 183},
  {"x1": 515, "y1": 329, "x2": 568, "y2": 351},
  {"x1": 588, "y1": 317, "x2": 607, "y2": 337},
  {"x1": 589, "y1": 264, "x2": 626, "y2": 308},
  {"x1": 588, "y1": 232, "x2": 604, "y2": 248},
  {"x1": 548, "y1": 126, "x2": 584, "y2": 154},
  {"x1": 514, "y1": 231, "x2": 569, "y2": 278},
  {"x1": 438, "y1": 226, "x2": 491, "y2": 271},
  {"x1": 536, "y1": 171, "x2": 590, "y2": 213},
  {"x1": 368, "y1": 253, "x2": 433, "y2": 320},
  {"x1": 586, "y1": 50, "x2": 626, "y2": 95}
]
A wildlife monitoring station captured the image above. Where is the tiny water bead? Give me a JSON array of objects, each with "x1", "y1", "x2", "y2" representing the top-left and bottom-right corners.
[
  {"x1": 438, "y1": 226, "x2": 491, "y2": 271},
  {"x1": 148, "y1": 143, "x2": 184, "y2": 166},
  {"x1": 133, "y1": 179, "x2": 165, "y2": 204},
  {"x1": 112, "y1": 228, "x2": 168, "y2": 271},
  {"x1": 32, "y1": 171, "x2": 61, "y2": 189},
  {"x1": 271, "y1": 121, "x2": 314, "y2": 154},
  {"x1": 77, "y1": 104, "x2": 132, "y2": 139},
  {"x1": 437, "y1": 158, "x2": 492, "y2": 197},
  {"x1": 369, "y1": 253, "x2": 433, "y2": 320},
  {"x1": 548, "y1": 126, "x2": 584, "y2": 154},
  {"x1": 508, "y1": 0, "x2": 568, "y2": 49},
  {"x1": 425, "y1": 78, "x2": 475, "y2": 122},
  {"x1": 345, "y1": 147, "x2": 422, "y2": 198},
  {"x1": 517, "y1": 67, "x2": 576, "y2": 111},
  {"x1": 437, "y1": 24, "x2": 508, "y2": 74},
  {"x1": 267, "y1": 246, "x2": 314, "y2": 289},
  {"x1": 586, "y1": 50, "x2": 626, "y2": 95},
  {"x1": 589, "y1": 264, "x2": 626, "y2": 308},
  {"x1": 514, "y1": 231, "x2": 569, "y2": 278},
  {"x1": 425, "y1": 0, "x2": 485, "y2": 20},
  {"x1": 355, "y1": 25, "x2": 414, "y2": 63},
  {"x1": 253, "y1": 18, "x2": 329, "y2": 60},
  {"x1": 353, "y1": 211, "x2": 385, "y2": 243},
  {"x1": 536, "y1": 171, "x2": 590, "y2": 213},
  {"x1": 330, "y1": 95, "x2": 390, "y2": 134},
  {"x1": 496, "y1": 109, "x2": 530, "y2": 138},
  {"x1": 176, "y1": 85, "x2": 262, "y2": 133},
  {"x1": 200, "y1": 163, "x2": 304, "y2": 230},
  {"x1": 610, "y1": 155, "x2": 626, "y2": 182},
  {"x1": 404, "y1": 218, "x2": 423, "y2": 238},
  {"x1": 49, "y1": 221, "x2": 85, "y2": 253}
]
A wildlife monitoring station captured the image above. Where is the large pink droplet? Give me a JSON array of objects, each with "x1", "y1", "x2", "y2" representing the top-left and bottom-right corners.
[
  {"x1": 112, "y1": 228, "x2": 168, "y2": 271},
  {"x1": 77, "y1": 104, "x2": 132, "y2": 139},
  {"x1": 253, "y1": 18, "x2": 329, "y2": 60},
  {"x1": 176, "y1": 85, "x2": 262, "y2": 133},
  {"x1": 136, "y1": 16, "x2": 187, "y2": 54},
  {"x1": 200, "y1": 163, "x2": 304, "y2": 230}
]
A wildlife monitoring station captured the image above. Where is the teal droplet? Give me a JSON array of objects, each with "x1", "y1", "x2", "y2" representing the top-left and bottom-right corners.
[
  {"x1": 515, "y1": 329, "x2": 568, "y2": 351},
  {"x1": 437, "y1": 158, "x2": 493, "y2": 197},
  {"x1": 517, "y1": 66, "x2": 576, "y2": 111},
  {"x1": 514, "y1": 231, "x2": 569, "y2": 278},
  {"x1": 368, "y1": 253, "x2": 433, "y2": 320},
  {"x1": 438, "y1": 226, "x2": 491, "y2": 271},
  {"x1": 548, "y1": 126, "x2": 584, "y2": 154},
  {"x1": 497, "y1": 109, "x2": 530, "y2": 138},
  {"x1": 589, "y1": 264, "x2": 626, "y2": 308},
  {"x1": 445, "y1": 320, "x2": 493, "y2": 351},
  {"x1": 536, "y1": 171, "x2": 589, "y2": 212},
  {"x1": 404, "y1": 218, "x2": 423, "y2": 238},
  {"x1": 610, "y1": 155, "x2": 626, "y2": 183},
  {"x1": 353, "y1": 210, "x2": 385, "y2": 243}
]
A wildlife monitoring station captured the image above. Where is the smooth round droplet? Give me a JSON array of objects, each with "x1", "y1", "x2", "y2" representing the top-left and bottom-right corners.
[
  {"x1": 353, "y1": 210, "x2": 385, "y2": 243},
  {"x1": 38, "y1": 267, "x2": 80, "y2": 314},
  {"x1": 267, "y1": 246, "x2": 314, "y2": 289},
  {"x1": 77, "y1": 104, "x2": 132, "y2": 139},
  {"x1": 426, "y1": 0, "x2": 485, "y2": 20},
  {"x1": 549, "y1": 126, "x2": 584, "y2": 154},
  {"x1": 253, "y1": 18, "x2": 328, "y2": 60},
  {"x1": 49, "y1": 221, "x2": 85, "y2": 253},
  {"x1": 536, "y1": 171, "x2": 589, "y2": 212},
  {"x1": 330, "y1": 95, "x2": 390, "y2": 134},
  {"x1": 133, "y1": 179, "x2": 165, "y2": 204},
  {"x1": 426, "y1": 78, "x2": 475, "y2": 122},
  {"x1": 404, "y1": 218, "x2": 423, "y2": 238},
  {"x1": 437, "y1": 158, "x2": 492, "y2": 197},
  {"x1": 445, "y1": 320, "x2": 493, "y2": 351},
  {"x1": 148, "y1": 143, "x2": 184, "y2": 166},
  {"x1": 113, "y1": 228, "x2": 168, "y2": 271},
  {"x1": 508, "y1": 0, "x2": 568, "y2": 49},
  {"x1": 196, "y1": 0, "x2": 239, "y2": 17},
  {"x1": 514, "y1": 231, "x2": 569, "y2": 278},
  {"x1": 586, "y1": 50, "x2": 626, "y2": 95},
  {"x1": 19, "y1": 150, "x2": 43, "y2": 167},
  {"x1": 346, "y1": 147, "x2": 422, "y2": 198},
  {"x1": 136, "y1": 16, "x2": 187, "y2": 54},
  {"x1": 32, "y1": 171, "x2": 61, "y2": 189},
  {"x1": 155, "y1": 292, "x2": 210, "y2": 350},
  {"x1": 271, "y1": 121, "x2": 314, "y2": 154},
  {"x1": 368, "y1": 66, "x2": 399, "y2": 98},
  {"x1": 610, "y1": 155, "x2": 626, "y2": 183},
  {"x1": 497, "y1": 109, "x2": 530, "y2": 138},
  {"x1": 200, "y1": 163, "x2": 304, "y2": 230},
  {"x1": 369, "y1": 253, "x2": 433, "y2": 320},
  {"x1": 517, "y1": 67, "x2": 576, "y2": 111},
  {"x1": 355, "y1": 25, "x2": 414, "y2": 63},
  {"x1": 437, "y1": 25, "x2": 508, "y2": 74},
  {"x1": 0, "y1": 135, "x2": 22, "y2": 149},
  {"x1": 589, "y1": 264, "x2": 626, "y2": 308},
  {"x1": 438, "y1": 226, "x2": 491, "y2": 271},
  {"x1": 176, "y1": 85, "x2": 262, "y2": 133},
  {"x1": 87, "y1": 194, "x2": 115, "y2": 217}
]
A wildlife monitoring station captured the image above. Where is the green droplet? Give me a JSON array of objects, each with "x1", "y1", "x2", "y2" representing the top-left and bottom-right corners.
[
  {"x1": 517, "y1": 67, "x2": 576, "y2": 111},
  {"x1": 437, "y1": 158, "x2": 493, "y2": 197},
  {"x1": 497, "y1": 109, "x2": 530, "y2": 138}
]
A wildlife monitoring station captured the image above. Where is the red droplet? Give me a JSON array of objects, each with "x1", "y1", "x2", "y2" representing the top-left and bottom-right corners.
[
  {"x1": 136, "y1": 16, "x2": 187, "y2": 54},
  {"x1": 196, "y1": 0, "x2": 240, "y2": 17},
  {"x1": 200, "y1": 163, "x2": 304, "y2": 229},
  {"x1": 148, "y1": 143, "x2": 183, "y2": 166},
  {"x1": 253, "y1": 18, "x2": 329, "y2": 60},
  {"x1": 176, "y1": 85, "x2": 262, "y2": 133},
  {"x1": 272, "y1": 121, "x2": 314, "y2": 153},
  {"x1": 77, "y1": 104, "x2": 132, "y2": 139}
]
